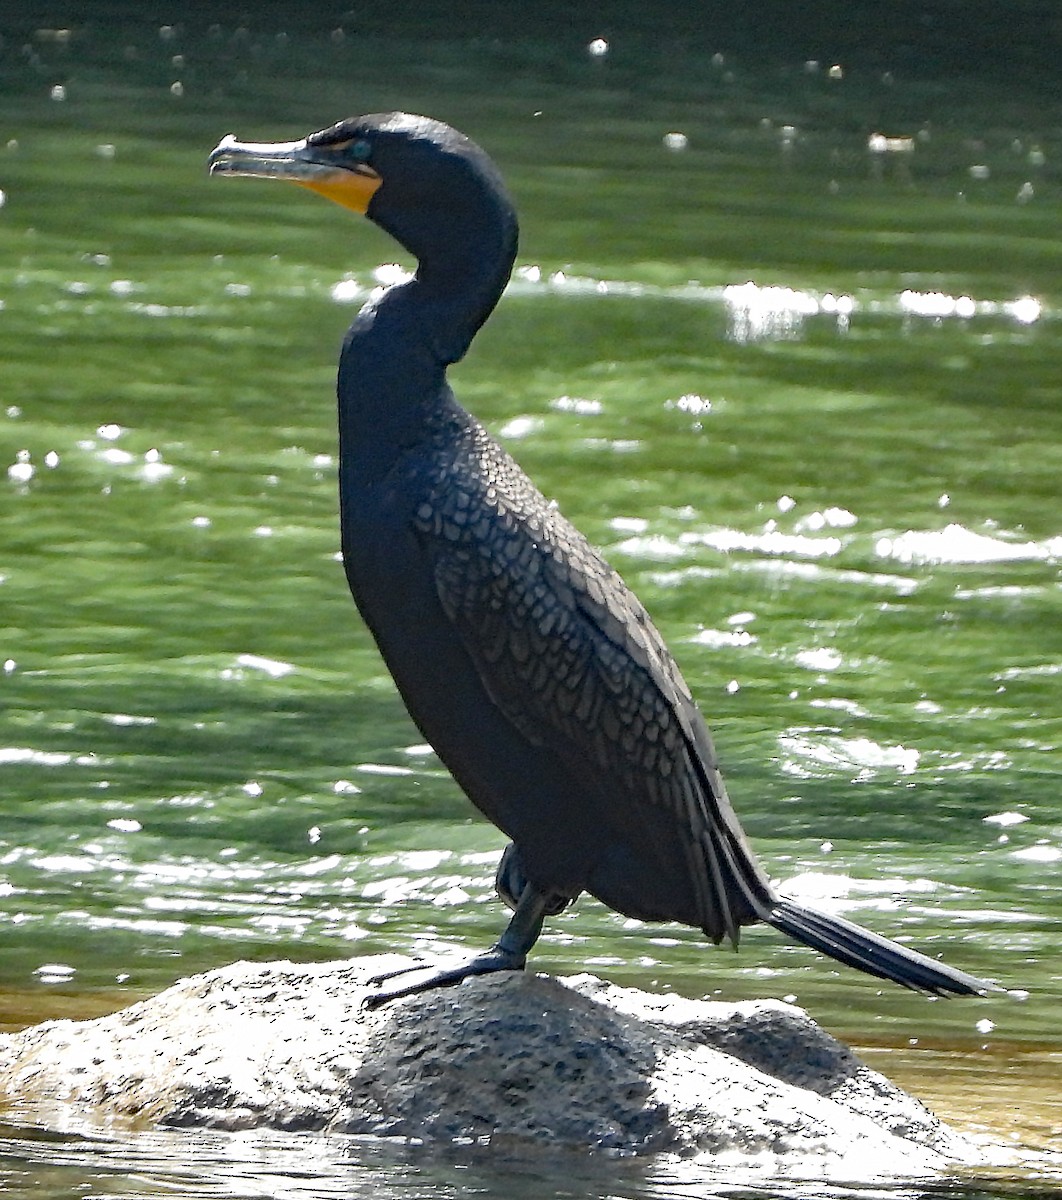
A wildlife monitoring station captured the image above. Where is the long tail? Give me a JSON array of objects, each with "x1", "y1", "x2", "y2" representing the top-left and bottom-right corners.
[{"x1": 763, "y1": 897, "x2": 991, "y2": 997}]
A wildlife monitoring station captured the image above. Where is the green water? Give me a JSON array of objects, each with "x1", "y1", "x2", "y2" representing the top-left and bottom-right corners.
[{"x1": 0, "y1": 4, "x2": 1060, "y2": 1197}]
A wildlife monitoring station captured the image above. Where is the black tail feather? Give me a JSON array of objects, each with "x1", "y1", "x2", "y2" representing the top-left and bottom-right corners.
[{"x1": 764, "y1": 897, "x2": 991, "y2": 997}]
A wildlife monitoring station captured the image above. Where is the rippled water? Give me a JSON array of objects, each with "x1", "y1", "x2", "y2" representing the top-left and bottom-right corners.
[{"x1": 1, "y1": 6, "x2": 1060, "y2": 1197}]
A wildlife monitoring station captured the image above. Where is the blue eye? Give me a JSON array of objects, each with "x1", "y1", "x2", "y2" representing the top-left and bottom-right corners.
[{"x1": 351, "y1": 138, "x2": 372, "y2": 161}]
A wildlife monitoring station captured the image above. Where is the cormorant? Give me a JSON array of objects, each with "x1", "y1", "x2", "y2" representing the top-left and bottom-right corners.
[{"x1": 209, "y1": 113, "x2": 991, "y2": 1003}]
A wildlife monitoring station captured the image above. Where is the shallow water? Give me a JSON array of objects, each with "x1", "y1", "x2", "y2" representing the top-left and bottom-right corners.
[{"x1": 0, "y1": 4, "x2": 1060, "y2": 1197}]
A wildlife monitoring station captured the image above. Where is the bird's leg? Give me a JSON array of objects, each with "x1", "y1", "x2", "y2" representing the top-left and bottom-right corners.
[
  {"x1": 495, "y1": 842, "x2": 572, "y2": 915},
  {"x1": 362, "y1": 879, "x2": 560, "y2": 1009}
]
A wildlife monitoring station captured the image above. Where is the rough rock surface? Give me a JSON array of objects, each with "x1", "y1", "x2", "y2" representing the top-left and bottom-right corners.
[{"x1": 0, "y1": 956, "x2": 982, "y2": 1171}]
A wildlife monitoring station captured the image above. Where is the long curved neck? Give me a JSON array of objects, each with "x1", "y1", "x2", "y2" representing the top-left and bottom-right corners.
[
  {"x1": 416, "y1": 211, "x2": 517, "y2": 361},
  {"x1": 337, "y1": 208, "x2": 517, "y2": 478},
  {"x1": 338, "y1": 282, "x2": 447, "y2": 464},
  {"x1": 367, "y1": 169, "x2": 518, "y2": 367}
]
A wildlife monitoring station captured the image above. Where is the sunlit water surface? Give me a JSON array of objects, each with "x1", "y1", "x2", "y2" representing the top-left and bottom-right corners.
[{"x1": 0, "y1": 6, "x2": 1060, "y2": 1198}]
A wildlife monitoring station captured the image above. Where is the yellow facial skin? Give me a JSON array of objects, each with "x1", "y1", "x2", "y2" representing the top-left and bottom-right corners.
[{"x1": 297, "y1": 168, "x2": 381, "y2": 214}]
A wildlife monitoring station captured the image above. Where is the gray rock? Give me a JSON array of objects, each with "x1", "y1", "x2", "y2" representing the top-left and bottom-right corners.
[{"x1": 0, "y1": 956, "x2": 983, "y2": 1172}]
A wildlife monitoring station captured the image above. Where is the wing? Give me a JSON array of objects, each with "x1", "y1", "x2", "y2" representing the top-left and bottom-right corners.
[{"x1": 411, "y1": 417, "x2": 774, "y2": 941}]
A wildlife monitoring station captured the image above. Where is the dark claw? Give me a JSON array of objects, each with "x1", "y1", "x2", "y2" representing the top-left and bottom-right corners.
[{"x1": 365, "y1": 959, "x2": 430, "y2": 987}]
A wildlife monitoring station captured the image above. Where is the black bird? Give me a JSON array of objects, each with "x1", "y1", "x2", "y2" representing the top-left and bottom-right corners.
[{"x1": 209, "y1": 113, "x2": 990, "y2": 1003}]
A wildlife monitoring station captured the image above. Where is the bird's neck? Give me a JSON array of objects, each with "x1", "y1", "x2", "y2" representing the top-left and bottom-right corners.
[
  {"x1": 412, "y1": 213, "x2": 517, "y2": 364},
  {"x1": 333, "y1": 287, "x2": 465, "y2": 482},
  {"x1": 336, "y1": 228, "x2": 514, "y2": 475},
  {"x1": 370, "y1": 195, "x2": 518, "y2": 367}
]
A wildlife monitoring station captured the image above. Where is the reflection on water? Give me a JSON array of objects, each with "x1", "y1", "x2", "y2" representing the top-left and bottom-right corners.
[
  {"x1": 876, "y1": 526, "x2": 1062, "y2": 566},
  {"x1": 1, "y1": 1097, "x2": 1060, "y2": 1200},
  {"x1": 1, "y1": 5, "x2": 1060, "y2": 1199}
]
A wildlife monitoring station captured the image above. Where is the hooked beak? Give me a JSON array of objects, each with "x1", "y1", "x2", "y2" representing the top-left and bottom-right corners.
[{"x1": 208, "y1": 134, "x2": 382, "y2": 214}]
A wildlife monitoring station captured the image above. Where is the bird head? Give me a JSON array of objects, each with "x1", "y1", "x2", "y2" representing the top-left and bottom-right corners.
[{"x1": 209, "y1": 112, "x2": 517, "y2": 282}]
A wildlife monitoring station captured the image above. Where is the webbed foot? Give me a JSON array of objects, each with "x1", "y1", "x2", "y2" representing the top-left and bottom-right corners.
[
  {"x1": 362, "y1": 875, "x2": 564, "y2": 1008},
  {"x1": 362, "y1": 944, "x2": 526, "y2": 1009}
]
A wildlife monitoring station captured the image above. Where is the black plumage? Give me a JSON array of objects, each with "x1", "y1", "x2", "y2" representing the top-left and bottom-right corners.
[{"x1": 209, "y1": 113, "x2": 992, "y2": 1002}]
